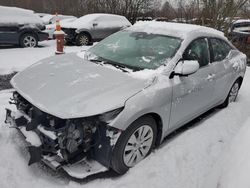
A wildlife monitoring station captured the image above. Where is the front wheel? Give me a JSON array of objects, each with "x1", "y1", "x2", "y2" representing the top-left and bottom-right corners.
[
  {"x1": 20, "y1": 33, "x2": 38, "y2": 48},
  {"x1": 111, "y1": 116, "x2": 157, "y2": 174},
  {"x1": 76, "y1": 33, "x2": 90, "y2": 46}
]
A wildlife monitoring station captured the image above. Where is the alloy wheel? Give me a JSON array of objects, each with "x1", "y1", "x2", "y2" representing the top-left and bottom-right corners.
[
  {"x1": 79, "y1": 35, "x2": 89, "y2": 46},
  {"x1": 123, "y1": 125, "x2": 154, "y2": 167},
  {"x1": 23, "y1": 35, "x2": 37, "y2": 47},
  {"x1": 228, "y1": 82, "x2": 239, "y2": 103}
]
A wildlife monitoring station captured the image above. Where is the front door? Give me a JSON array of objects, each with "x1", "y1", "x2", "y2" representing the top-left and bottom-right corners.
[{"x1": 169, "y1": 38, "x2": 216, "y2": 129}]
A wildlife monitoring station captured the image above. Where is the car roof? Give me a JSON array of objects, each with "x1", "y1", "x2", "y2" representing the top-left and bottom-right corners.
[
  {"x1": 80, "y1": 13, "x2": 126, "y2": 20},
  {"x1": 233, "y1": 19, "x2": 250, "y2": 24},
  {"x1": 128, "y1": 21, "x2": 224, "y2": 39}
]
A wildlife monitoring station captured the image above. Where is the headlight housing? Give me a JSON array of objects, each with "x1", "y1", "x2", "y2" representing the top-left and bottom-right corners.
[{"x1": 99, "y1": 107, "x2": 124, "y2": 123}]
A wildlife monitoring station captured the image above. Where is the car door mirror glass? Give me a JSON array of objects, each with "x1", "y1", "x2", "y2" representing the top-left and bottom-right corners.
[{"x1": 174, "y1": 60, "x2": 199, "y2": 76}]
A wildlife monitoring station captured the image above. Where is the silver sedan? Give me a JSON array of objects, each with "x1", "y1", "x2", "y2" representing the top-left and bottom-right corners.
[{"x1": 5, "y1": 22, "x2": 247, "y2": 176}]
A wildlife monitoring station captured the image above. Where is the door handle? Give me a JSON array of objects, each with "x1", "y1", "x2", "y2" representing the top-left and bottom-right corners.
[{"x1": 206, "y1": 74, "x2": 215, "y2": 81}]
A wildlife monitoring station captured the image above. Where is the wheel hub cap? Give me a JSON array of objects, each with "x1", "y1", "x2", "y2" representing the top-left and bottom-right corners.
[
  {"x1": 23, "y1": 36, "x2": 36, "y2": 47},
  {"x1": 229, "y1": 82, "x2": 239, "y2": 103},
  {"x1": 123, "y1": 125, "x2": 154, "y2": 167},
  {"x1": 79, "y1": 36, "x2": 88, "y2": 45}
]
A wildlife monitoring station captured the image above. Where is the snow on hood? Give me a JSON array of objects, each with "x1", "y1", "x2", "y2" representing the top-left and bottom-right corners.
[
  {"x1": 42, "y1": 14, "x2": 76, "y2": 25},
  {"x1": 11, "y1": 53, "x2": 150, "y2": 119},
  {"x1": 45, "y1": 18, "x2": 77, "y2": 30},
  {"x1": 0, "y1": 6, "x2": 43, "y2": 26},
  {"x1": 62, "y1": 14, "x2": 100, "y2": 29}
]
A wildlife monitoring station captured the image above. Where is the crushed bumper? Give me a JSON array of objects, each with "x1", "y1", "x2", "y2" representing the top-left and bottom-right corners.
[{"x1": 4, "y1": 108, "x2": 108, "y2": 179}]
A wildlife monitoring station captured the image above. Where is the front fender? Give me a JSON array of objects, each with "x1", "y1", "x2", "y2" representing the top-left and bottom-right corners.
[
  {"x1": 110, "y1": 75, "x2": 173, "y2": 141},
  {"x1": 76, "y1": 28, "x2": 91, "y2": 35}
]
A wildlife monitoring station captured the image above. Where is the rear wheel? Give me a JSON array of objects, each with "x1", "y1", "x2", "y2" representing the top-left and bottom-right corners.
[
  {"x1": 20, "y1": 33, "x2": 38, "y2": 48},
  {"x1": 76, "y1": 33, "x2": 90, "y2": 46},
  {"x1": 111, "y1": 116, "x2": 157, "y2": 174},
  {"x1": 219, "y1": 80, "x2": 240, "y2": 108}
]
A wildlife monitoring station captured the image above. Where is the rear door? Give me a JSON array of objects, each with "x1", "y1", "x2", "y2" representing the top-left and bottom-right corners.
[
  {"x1": 208, "y1": 38, "x2": 237, "y2": 102},
  {"x1": 0, "y1": 24, "x2": 19, "y2": 44},
  {"x1": 169, "y1": 38, "x2": 216, "y2": 129},
  {"x1": 92, "y1": 15, "x2": 122, "y2": 40}
]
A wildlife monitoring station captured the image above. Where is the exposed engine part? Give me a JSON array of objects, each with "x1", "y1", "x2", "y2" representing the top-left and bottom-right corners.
[
  {"x1": 6, "y1": 92, "x2": 119, "y2": 170},
  {"x1": 56, "y1": 120, "x2": 97, "y2": 161}
]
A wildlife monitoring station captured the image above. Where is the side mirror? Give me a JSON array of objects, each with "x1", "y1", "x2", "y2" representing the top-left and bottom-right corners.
[
  {"x1": 226, "y1": 49, "x2": 239, "y2": 59},
  {"x1": 93, "y1": 22, "x2": 98, "y2": 27},
  {"x1": 170, "y1": 60, "x2": 199, "y2": 79}
]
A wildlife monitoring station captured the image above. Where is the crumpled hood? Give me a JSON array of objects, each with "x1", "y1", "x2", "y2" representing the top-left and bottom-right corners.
[{"x1": 11, "y1": 53, "x2": 150, "y2": 119}]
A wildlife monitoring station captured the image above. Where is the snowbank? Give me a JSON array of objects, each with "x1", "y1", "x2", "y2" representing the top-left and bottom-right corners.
[
  {"x1": 0, "y1": 6, "x2": 43, "y2": 26},
  {"x1": 218, "y1": 117, "x2": 250, "y2": 188},
  {"x1": 204, "y1": 117, "x2": 250, "y2": 188}
]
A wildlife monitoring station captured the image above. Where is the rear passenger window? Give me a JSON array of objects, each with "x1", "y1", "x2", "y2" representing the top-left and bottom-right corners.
[
  {"x1": 210, "y1": 38, "x2": 232, "y2": 62},
  {"x1": 183, "y1": 38, "x2": 210, "y2": 67}
]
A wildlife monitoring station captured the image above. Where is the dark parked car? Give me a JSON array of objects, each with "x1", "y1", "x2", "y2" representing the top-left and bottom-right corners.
[
  {"x1": 0, "y1": 6, "x2": 48, "y2": 47},
  {"x1": 61, "y1": 13, "x2": 131, "y2": 46},
  {"x1": 228, "y1": 19, "x2": 250, "y2": 62}
]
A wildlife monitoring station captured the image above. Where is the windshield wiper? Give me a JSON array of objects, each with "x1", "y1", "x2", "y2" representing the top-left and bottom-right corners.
[
  {"x1": 103, "y1": 61, "x2": 131, "y2": 72},
  {"x1": 88, "y1": 58, "x2": 129, "y2": 72},
  {"x1": 88, "y1": 58, "x2": 103, "y2": 63},
  {"x1": 88, "y1": 55, "x2": 141, "y2": 72}
]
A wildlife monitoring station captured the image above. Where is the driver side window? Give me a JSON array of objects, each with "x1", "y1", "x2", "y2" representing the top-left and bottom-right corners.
[{"x1": 183, "y1": 38, "x2": 210, "y2": 67}]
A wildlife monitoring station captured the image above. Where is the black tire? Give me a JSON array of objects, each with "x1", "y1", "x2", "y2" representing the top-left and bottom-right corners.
[
  {"x1": 20, "y1": 33, "x2": 38, "y2": 48},
  {"x1": 111, "y1": 116, "x2": 157, "y2": 175},
  {"x1": 218, "y1": 79, "x2": 240, "y2": 108},
  {"x1": 76, "y1": 33, "x2": 90, "y2": 46}
]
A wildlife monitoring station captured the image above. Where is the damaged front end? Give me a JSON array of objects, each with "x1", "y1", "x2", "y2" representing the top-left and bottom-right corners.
[{"x1": 5, "y1": 91, "x2": 122, "y2": 178}]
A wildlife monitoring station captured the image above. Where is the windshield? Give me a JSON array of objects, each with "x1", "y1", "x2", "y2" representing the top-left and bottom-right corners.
[{"x1": 88, "y1": 31, "x2": 182, "y2": 70}]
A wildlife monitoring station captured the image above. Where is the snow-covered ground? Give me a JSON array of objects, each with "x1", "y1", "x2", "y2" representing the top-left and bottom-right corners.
[
  {"x1": 0, "y1": 41, "x2": 250, "y2": 188},
  {"x1": 0, "y1": 40, "x2": 89, "y2": 75}
]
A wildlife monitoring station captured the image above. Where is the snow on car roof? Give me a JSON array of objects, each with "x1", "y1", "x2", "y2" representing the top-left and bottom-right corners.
[
  {"x1": 63, "y1": 13, "x2": 131, "y2": 30},
  {"x1": 77, "y1": 13, "x2": 128, "y2": 20},
  {"x1": 233, "y1": 19, "x2": 250, "y2": 24},
  {"x1": 128, "y1": 21, "x2": 224, "y2": 39},
  {"x1": 0, "y1": 6, "x2": 43, "y2": 26},
  {"x1": 42, "y1": 14, "x2": 76, "y2": 24}
]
